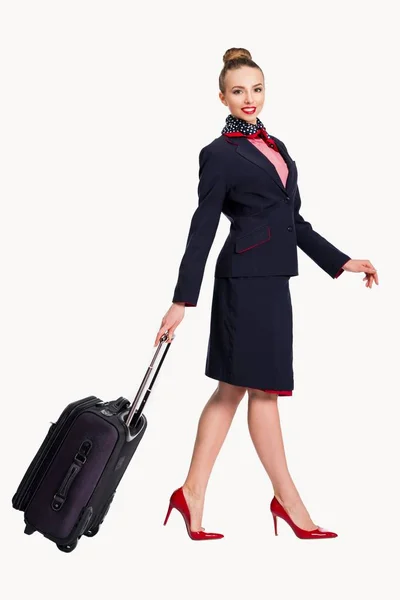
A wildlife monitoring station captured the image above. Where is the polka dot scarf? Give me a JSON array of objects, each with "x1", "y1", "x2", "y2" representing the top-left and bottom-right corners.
[{"x1": 221, "y1": 113, "x2": 279, "y2": 152}]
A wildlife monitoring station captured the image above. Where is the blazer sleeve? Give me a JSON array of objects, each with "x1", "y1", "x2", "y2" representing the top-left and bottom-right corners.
[
  {"x1": 171, "y1": 145, "x2": 228, "y2": 307},
  {"x1": 294, "y1": 184, "x2": 352, "y2": 278}
]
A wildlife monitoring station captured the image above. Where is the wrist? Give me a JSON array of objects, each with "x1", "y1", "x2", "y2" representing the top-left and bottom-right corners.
[{"x1": 342, "y1": 259, "x2": 352, "y2": 270}]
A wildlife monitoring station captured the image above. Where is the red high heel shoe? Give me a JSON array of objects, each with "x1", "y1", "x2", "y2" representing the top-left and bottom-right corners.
[
  {"x1": 270, "y1": 496, "x2": 338, "y2": 539},
  {"x1": 163, "y1": 487, "x2": 224, "y2": 541}
]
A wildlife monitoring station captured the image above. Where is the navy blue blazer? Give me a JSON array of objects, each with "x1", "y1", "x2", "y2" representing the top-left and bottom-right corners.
[{"x1": 172, "y1": 134, "x2": 352, "y2": 307}]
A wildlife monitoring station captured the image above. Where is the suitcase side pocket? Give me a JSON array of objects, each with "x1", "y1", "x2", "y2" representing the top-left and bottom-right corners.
[{"x1": 12, "y1": 423, "x2": 57, "y2": 511}]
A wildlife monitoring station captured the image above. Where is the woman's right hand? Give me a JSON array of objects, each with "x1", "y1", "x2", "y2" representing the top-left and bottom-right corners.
[{"x1": 154, "y1": 303, "x2": 186, "y2": 347}]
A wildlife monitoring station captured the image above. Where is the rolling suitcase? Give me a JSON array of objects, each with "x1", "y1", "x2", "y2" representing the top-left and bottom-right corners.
[{"x1": 12, "y1": 332, "x2": 174, "y2": 552}]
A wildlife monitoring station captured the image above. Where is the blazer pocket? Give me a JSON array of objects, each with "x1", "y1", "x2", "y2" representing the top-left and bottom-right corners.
[{"x1": 235, "y1": 225, "x2": 271, "y2": 253}]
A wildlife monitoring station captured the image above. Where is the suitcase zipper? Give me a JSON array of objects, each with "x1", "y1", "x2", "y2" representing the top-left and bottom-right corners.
[{"x1": 12, "y1": 396, "x2": 99, "y2": 511}]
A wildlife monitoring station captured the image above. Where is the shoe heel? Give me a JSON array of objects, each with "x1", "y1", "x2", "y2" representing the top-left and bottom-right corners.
[
  {"x1": 163, "y1": 502, "x2": 173, "y2": 526},
  {"x1": 272, "y1": 513, "x2": 278, "y2": 536}
]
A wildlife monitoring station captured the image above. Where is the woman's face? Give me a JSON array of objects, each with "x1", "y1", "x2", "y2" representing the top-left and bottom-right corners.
[{"x1": 219, "y1": 66, "x2": 265, "y2": 125}]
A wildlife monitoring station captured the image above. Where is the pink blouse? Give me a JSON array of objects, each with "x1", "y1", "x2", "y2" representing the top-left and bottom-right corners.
[{"x1": 247, "y1": 137, "x2": 289, "y2": 187}]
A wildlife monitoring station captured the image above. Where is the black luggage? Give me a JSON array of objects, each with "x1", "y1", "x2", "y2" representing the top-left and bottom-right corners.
[{"x1": 12, "y1": 332, "x2": 174, "y2": 552}]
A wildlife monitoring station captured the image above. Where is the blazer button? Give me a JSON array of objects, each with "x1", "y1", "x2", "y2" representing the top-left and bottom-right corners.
[
  {"x1": 284, "y1": 198, "x2": 289, "y2": 203},
  {"x1": 287, "y1": 225, "x2": 293, "y2": 232}
]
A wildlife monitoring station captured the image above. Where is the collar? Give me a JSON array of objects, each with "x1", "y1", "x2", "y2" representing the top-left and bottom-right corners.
[{"x1": 221, "y1": 113, "x2": 279, "y2": 152}]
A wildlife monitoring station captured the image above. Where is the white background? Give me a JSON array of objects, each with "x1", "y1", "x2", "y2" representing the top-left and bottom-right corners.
[{"x1": 1, "y1": 1, "x2": 398, "y2": 598}]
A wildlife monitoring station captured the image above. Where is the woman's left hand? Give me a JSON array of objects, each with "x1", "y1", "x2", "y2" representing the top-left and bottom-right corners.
[{"x1": 342, "y1": 259, "x2": 379, "y2": 288}]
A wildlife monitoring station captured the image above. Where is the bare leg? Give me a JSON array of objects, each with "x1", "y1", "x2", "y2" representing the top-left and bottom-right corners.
[
  {"x1": 182, "y1": 381, "x2": 246, "y2": 531},
  {"x1": 247, "y1": 389, "x2": 317, "y2": 530}
]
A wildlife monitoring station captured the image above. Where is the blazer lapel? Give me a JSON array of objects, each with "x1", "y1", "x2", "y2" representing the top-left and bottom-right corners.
[{"x1": 226, "y1": 135, "x2": 296, "y2": 195}]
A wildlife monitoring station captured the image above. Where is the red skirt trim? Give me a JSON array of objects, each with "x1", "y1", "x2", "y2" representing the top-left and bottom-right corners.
[{"x1": 258, "y1": 389, "x2": 293, "y2": 396}]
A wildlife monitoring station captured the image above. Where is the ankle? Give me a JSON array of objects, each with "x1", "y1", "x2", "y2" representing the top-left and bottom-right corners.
[
  {"x1": 273, "y1": 489, "x2": 301, "y2": 509},
  {"x1": 182, "y1": 482, "x2": 206, "y2": 499}
]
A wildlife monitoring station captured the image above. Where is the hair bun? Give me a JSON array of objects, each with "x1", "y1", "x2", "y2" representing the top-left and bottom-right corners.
[{"x1": 223, "y1": 47, "x2": 252, "y2": 64}]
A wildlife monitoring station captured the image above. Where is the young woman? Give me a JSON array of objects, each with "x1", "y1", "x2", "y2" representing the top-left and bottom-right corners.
[{"x1": 154, "y1": 47, "x2": 378, "y2": 541}]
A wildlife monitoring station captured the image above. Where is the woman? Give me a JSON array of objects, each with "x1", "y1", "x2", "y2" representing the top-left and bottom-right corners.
[{"x1": 154, "y1": 48, "x2": 378, "y2": 541}]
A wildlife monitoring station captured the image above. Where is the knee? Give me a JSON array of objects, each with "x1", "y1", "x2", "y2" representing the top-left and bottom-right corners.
[
  {"x1": 247, "y1": 388, "x2": 277, "y2": 402},
  {"x1": 217, "y1": 382, "x2": 247, "y2": 405}
]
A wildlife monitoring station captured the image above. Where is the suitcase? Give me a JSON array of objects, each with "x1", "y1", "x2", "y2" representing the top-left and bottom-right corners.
[{"x1": 12, "y1": 332, "x2": 174, "y2": 552}]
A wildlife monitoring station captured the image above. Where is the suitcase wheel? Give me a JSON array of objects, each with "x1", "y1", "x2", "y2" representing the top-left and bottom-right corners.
[
  {"x1": 84, "y1": 525, "x2": 100, "y2": 538},
  {"x1": 57, "y1": 540, "x2": 78, "y2": 553},
  {"x1": 24, "y1": 524, "x2": 36, "y2": 536}
]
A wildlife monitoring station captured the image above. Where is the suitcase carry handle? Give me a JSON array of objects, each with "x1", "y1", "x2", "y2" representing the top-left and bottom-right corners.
[
  {"x1": 51, "y1": 439, "x2": 93, "y2": 511},
  {"x1": 124, "y1": 331, "x2": 175, "y2": 428}
]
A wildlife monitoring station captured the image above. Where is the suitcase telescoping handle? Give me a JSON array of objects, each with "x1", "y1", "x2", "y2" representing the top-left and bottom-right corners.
[{"x1": 124, "y1": 331, "x2": 175, "y2": 428}]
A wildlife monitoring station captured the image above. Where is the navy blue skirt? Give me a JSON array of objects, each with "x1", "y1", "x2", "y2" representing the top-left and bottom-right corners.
[{"x1": 205, "y1": 276, "x2": 294, "y2": 396}]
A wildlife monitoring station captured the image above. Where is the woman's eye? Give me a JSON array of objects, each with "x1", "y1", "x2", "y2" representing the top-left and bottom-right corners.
[{"x1": 233, "y1": 88, "x2": 263, "y2": 94}]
